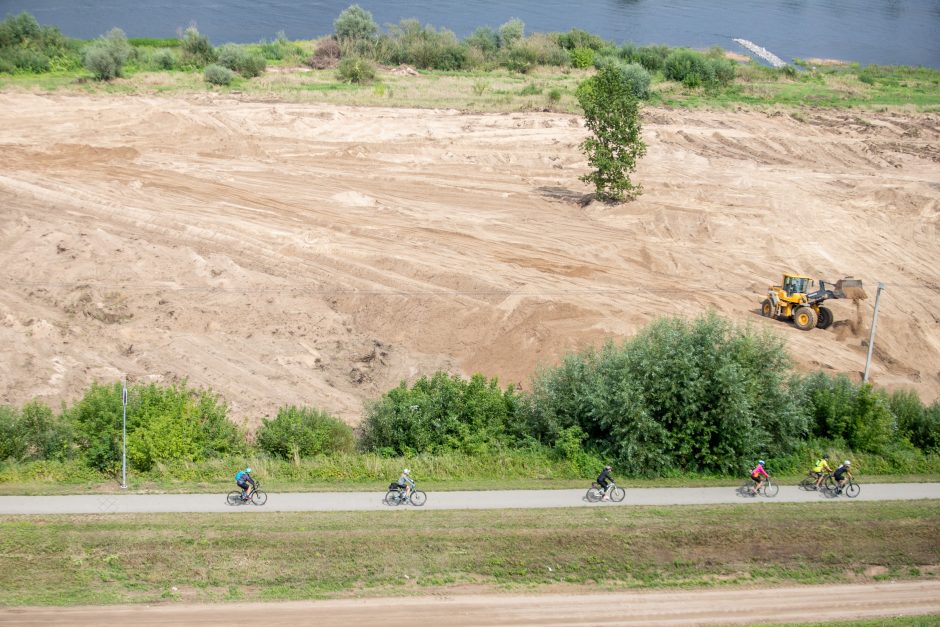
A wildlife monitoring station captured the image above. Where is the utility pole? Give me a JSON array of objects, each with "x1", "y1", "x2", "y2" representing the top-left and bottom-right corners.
[
  {"x1": 863, "y1": 283, "x2": 886, "y2": 383},
  {"x1": 121, "y1": 377, "x2": 128, "y2": 489}
]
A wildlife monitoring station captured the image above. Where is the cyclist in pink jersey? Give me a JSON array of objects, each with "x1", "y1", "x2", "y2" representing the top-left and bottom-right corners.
[{"x1": 749, "y1": 460, "x2": 769, "y2": 495}]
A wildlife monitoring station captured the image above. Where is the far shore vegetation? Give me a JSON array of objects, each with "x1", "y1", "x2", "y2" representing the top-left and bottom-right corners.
[{"x1": 1, "y1": 9, "x2": 938, "y2": 112}]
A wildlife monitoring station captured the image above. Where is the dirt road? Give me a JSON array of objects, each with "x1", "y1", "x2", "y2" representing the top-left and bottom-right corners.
[
  {"x1": 4, "y1": 581, "x2": 939, "y2": 626},
  {"x1": 1, "y1": 93, "x2": 938, "y2": 425},
  {"x1": 2, "y1": 483, "x2": 938, "y2": 515}
]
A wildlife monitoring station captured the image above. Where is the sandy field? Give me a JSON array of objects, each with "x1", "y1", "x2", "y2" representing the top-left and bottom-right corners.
[{"x1": 1, "y1": 92, "x2": 938, "y2": 426}]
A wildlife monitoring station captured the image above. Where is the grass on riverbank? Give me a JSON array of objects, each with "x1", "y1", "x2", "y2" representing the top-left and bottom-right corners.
[
  {"x1": 1, "y1": 60, "x2": 938, "y2": 113},
  {"x1": 1, "y1": 501, "x2": 937, "y2": 606}
]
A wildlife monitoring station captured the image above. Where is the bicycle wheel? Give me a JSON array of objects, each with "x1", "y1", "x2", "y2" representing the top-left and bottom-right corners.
[
  {"x1": 609, "y1": 486, "x2": 625, "y2": 502},
  {"x1": 762, "y1": 479, "x2": 779, "y2": 497},
  {"x1": 824, "y1": 476, "x2": 837, "y2": 493},
  {"x1": 846, "y1": 482, "x2": 860, "y2": 498},
  {"x1": 409, "y1": 490, "x2": 427, "y2": 506},
  {"x1": 798, "y1": 476, "x2": 816, "y2": 491},
  {"x1": 586, "y1": 487, "x2": 602, "y2": 502},
  {"x1": 227, "y1": 491, "x2": 244, "y2": 506},
  {"x1": 251, "y1": 490, "x2": 267, "y2": 506},
  {"x1": 385, "y1": 490, "x2": 402, "y2": 506}
]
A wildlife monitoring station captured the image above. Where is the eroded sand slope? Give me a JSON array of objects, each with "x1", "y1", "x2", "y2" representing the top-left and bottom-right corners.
[{"x1": 1, "y1": 93, "x2": 937, "y2": 425}]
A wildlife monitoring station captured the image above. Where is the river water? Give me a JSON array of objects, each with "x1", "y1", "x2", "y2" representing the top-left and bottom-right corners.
[{"x1": 1, "y1": 0, "x2": 938, "y2": 67}]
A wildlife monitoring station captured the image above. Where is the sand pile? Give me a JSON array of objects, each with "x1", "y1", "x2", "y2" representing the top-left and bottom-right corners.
[{"x1": 1, "y1": 92, "x2": 937, "y2": 426}]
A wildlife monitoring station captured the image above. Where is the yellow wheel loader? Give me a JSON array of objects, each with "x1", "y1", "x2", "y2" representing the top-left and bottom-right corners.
[{"x1": 761, "y1": 274, "x2": 867, "y2": 331}]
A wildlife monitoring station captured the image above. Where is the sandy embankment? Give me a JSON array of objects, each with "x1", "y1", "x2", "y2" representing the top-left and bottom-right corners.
[{"x1": 0, "y1": 92, "x2": 937, "y2": 426}]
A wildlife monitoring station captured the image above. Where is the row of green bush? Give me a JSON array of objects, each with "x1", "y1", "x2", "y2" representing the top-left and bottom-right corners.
[
  {"x1": 0, "y1": 13, "x2": 276, "y2": 82},
  {"x1": 2, "y1": 312, "x2": 938, "y2": 483},
  {"x1": 327, "y1": 5, "x2": 735, "y2": 89},
  {"x1": 2, "y1": 7, "x2": 930, "y2": 94},
  {"x1": 0, "y1": 8, "x2": 762, "y2": 91}
]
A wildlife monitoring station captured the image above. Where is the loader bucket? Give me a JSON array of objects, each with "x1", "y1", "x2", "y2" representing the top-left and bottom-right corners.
[{"x1": 834, "y1": 278, "x2": 867, "y2": 300}]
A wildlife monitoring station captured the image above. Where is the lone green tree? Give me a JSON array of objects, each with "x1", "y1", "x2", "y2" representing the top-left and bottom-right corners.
[{"x1": 576, "y1": 65, "x2": 647, "y2": 202}]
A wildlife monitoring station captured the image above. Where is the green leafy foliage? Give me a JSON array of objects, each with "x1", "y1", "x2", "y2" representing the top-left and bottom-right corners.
[
  {"x1": 124, "y1": 383, "x2": 244, "y2": 471},
  {"x1": 65, "y1": 382, "x2": 128, "y2": 472},
  {"x1": 594, "y1": 56, "x2": 651, "y2": 99},
  {"x1": 179, "y1": 26, "x2": 216, "y2": 67},
  {"x1": 360, "y1": 372, "x2": 522, "y2": 456},
  {"x1": 570, "y1": 46, "x2": 595, "y2": 69},
  {"x1": 498, "y1": 18, "x2": 525, "y2": 49},
  {"x1": 256, "y1": 406, "x2": 356, "y2": 460},
  {"x1": 577, "y1": 65, "x2": 647, "y2": 201},
  {"x1": 64, "y1": 381, "x2": 243, "y2": 472},
  {"x1": 385, "y1": 19, "x2": 467, "y2": 70},
  {"x1": 466, "y1": 27, "x2": 499, "y2": 55},
  {"x1": 334, "y1": 4, "x2": 379, "y2": 42},
  {"x1": 663, "y1": 48, "x2": 736, "y2": 89},
  {"x1": 216, "y1": 44, "x2": 266, "y2": 78},
  {"x1": 524, "y1": 313, "x2": 806, "y2": 475},
  {"x1": 0, "y1": 12, "x2": 77, "y2": 74},
  {"x1": 556, "y1": 28, "x2": 608, "y2": 52},
  {"x1": 890, "y1": 390, "x2": 940, "y2": 453},
  {"x1": 83, "y1": 28, "x2": 132, "y2": 80},
  {"x1": 258, "y1": 32, "x2": 302, "y2": 61},
  {"x1": 797, "y1": 372, "x2": 894, "y2": 454},
  {"x1": 148, "y1": 49, "x2": 177, "y2": 70},
  {"x1": 204, "y1": 63, "x2": 235, "y2": 85},
  {"x1": 336, "y1": 56, "x2": 375, "y2": 83},
  {"x1": 0, "y1": 401, "x2": 72, "y2": 462}
]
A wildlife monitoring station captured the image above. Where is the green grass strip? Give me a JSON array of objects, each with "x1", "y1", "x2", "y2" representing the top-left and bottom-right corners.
[{"x1": 1, "y1": 500, "x2": 937, "y2": 606}]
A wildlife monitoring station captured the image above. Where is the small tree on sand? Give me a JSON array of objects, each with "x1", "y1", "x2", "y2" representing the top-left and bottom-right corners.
[{"x1": 576, "y1": 65, "x2": 647, "y2": 202}]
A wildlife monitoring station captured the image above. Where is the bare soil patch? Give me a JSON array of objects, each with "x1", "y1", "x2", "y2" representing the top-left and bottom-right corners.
[{"x1": 3, "y1": 581, "x2": 939, "y2": 626}]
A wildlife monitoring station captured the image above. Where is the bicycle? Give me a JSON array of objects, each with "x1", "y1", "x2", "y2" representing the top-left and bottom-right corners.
[
  {"x1": 825, "y1": 476, "x2": 860, "y2": 498},
  {"x1": 738, "y1": 476, "x2": 779, "y2": 497},
  {"x1": 798, "y1": 471, "x2": 832, "y2": 491},
  {"x1": 226, "y1": 481, "x2": 268, "y2": 506},
  {"x1": 585, "y1": 481, "x2": 625, "y2": 503},
  {"x1": 384, "y1": 483, "x2": 427, "y2": 506}
]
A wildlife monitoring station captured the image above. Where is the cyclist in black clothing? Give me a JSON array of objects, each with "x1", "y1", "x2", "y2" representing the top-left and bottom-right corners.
[
  {"x1": 833, "y1": 460, "x2": 853, "y2": 494},
  {"x1": 597, "y1": 465, "x2": 613, "y2": 501}
]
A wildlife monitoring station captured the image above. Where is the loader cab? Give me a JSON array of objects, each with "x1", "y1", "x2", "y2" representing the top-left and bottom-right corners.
[{"x1": 782, "y1": 274, "x2": 812, "y2": 297}]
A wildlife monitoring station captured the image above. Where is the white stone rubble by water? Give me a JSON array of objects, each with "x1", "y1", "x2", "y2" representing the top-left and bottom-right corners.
[{"x1": 734, "y1": 38, "x2": 787, "y2": 68}]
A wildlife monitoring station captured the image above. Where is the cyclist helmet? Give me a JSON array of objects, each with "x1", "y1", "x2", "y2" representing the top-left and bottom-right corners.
[
  {"x1": 823, "y1": 454, "x2": 830, "y2": 459},
  {"x1": 844, "y1": 460, "x2": 851, "y2": 466},
  {"x1": 245, "y1": 468, "x2": 252, "y2": 474},
  {"x1": 403, "y1": 468, "x2": 410, "y2": 475},
  {"x1": 758, "y1": 460, "x2": 765, "y2": 466},
  {"x1": 605, "y1": 465, "x2": 612, "y2": 470}
]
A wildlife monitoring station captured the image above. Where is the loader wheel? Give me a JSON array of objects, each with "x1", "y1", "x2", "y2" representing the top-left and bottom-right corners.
[
  {"x1": 761, "y1": 299, "x2": 774, "y2": 317},
  {"x1": 816, "y1": 306, "x2": 834, "y2": 330},
  {"x1": 793, "y1": 306, "x2": 817, "y2": 331}
]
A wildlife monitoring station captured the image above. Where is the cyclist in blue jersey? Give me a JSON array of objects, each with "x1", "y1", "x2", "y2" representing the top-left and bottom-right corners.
[{"x1": 235, "y1": 468, "x2": 255, "y2": 501}]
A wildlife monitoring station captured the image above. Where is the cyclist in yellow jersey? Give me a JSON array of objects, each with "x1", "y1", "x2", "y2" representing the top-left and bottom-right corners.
[{"x1": 811, "y1": 454, "x2": 833, "y2": 489}]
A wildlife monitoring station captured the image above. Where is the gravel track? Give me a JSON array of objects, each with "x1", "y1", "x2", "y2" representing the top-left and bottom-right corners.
[
  {"x1": 3, "y1": 581, "x2": 939, "y2": 626},
  {"x1": 2, "y1": 483, "x2": 939, "y2": 515}
]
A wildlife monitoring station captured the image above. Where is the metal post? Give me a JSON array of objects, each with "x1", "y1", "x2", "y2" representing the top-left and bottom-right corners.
[
  {"x1": 121, "y1": 377, "x2": 128, "y2": 489},
  {"x1": 863, "y1": 283, "x2": 886, "y2": 383}
]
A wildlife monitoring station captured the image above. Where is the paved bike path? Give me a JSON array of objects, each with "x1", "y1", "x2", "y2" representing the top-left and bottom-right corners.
[{"x1": 2, "y1": 483, "x2": 939, "y2": 515}]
